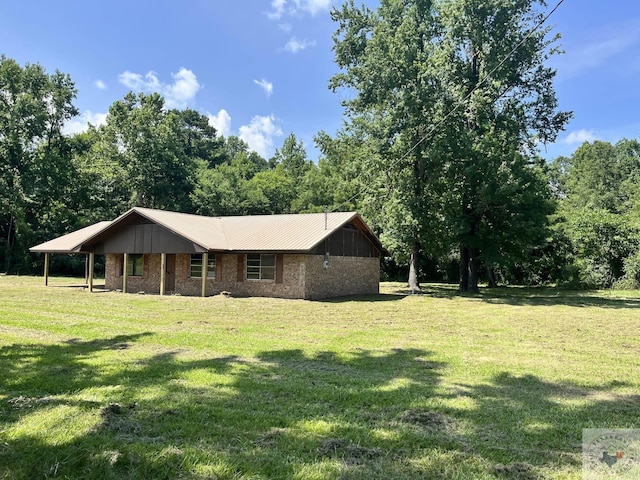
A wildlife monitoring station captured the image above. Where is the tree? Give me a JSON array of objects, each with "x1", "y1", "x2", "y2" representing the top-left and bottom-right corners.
[
  {"x1": 72, "y1": 92, "x2": 231, "y2": 220},
  {"x1": 330, "y1": 0, "x2": 570, "y2": 292},
  {"x1": 270, "y1": 133, "x2": 312, "y2": 181},
  {"x1": 550, "y1": 139, "x2": 640, "y2": 288},
  {"x1": 243, "y1": 167, "x2": 296, "y2": 214},
  {"x1": 100, "y1": 92, "x2": 210, "y2": 212},
  {"x1": 175, "y1": 108, "x2": 226, "y2": 168},
  {"x1": 428, "y1": 0, "x2": 571, "y2": 292},
  {"x1": 191, "y1": 136, "x2": 269, "y2": 216},
  {"x1": 67, "y1": 127, "x2": 131, "y2": 223},
  {"x1": 330, "y1": 0, "x2": 449, "y2": 292},
  {"x1": 0, "y1": 56, "x2": 78, "y2": 272},
  {"x1": 556, "y1": 139, "x2": 640, "y2": 214}
]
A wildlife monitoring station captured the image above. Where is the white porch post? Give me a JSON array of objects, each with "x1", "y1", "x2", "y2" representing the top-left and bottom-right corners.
[
  {"x1": 201, "y1": 252, "x2": 208, "y2": 298},
  {"x1": 160, "y1": 253, "x2": 167, "y2": 296},
  {"x1": 88, "y1": 252, "x2": 95, "y2": 292},
  {"x1": 122, "y1": 253, "x2": 128, "y2": 293}
]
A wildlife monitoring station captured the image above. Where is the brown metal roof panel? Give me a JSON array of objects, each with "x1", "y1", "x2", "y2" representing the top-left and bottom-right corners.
[
  {"x1": 125, "y1": 207, "x2": 229, "y2": 250},
  {"x1": 221, "y1": 212, "x2": 358, "y2": 251},
  {"x1": 29, "y1": 221, "x2": 113, "y2": 253}
]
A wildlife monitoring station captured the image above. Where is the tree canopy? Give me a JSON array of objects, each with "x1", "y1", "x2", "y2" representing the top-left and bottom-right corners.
[{"x1": 328, "y1": 0, "x2": 571, "y2": 292}]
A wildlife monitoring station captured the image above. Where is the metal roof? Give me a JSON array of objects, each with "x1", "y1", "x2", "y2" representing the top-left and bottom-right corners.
[
  {"x1": 29, "y1": 221, "x2": 112, "y2": 253},
  {"x1": 30, "y1": 208, "x2": 385, "y2": 254}
]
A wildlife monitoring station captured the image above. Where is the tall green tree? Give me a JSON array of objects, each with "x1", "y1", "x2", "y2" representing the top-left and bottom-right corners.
[
  {"x1": 330, "y1": 0, "x2": 570, "y2": 292},
  {"x1": 176, "y1": 108, "x2": 226, "y2": 168},
  {"x1": 555, "y1": 139, "x2": 640, "y2": 214},
  {"x1": 427, "y1": 0, "x2": 570, "y2": 292},
  {"x1": 270, "y1": 133, "x2": 312, "y2": 181},
  {"x1": 330, "y1": 0, "x2": 448, "y2": 292},
  {"x1": 0, "y1": 56, "x2": 78, "y2": 272},
  {"x1": 102, "y1": 92, "x2": 196, "y2": 211},
  {"x1": 100, "y1": 92, "x2": 214, "y2": 212}
]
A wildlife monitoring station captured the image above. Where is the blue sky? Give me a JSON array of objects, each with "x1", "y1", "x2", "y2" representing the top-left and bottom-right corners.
[{"x1": 1, "y1": 0, "x2": 639, "y2": 161}]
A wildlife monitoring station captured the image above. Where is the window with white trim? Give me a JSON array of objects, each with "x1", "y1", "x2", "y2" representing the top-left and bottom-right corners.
[
  {"x1": 190, "y1": 254, "x2": 216, "y2": 279},
  {"x1": 246, "y1": 253, "x2": 275, "y2": 281},
  {"x1": 127, "y1": 254, "x2": 144, "y2": 277}
]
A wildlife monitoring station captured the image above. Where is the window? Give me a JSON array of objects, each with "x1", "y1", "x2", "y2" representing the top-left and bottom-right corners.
[
  {"x1": 246, "y1": 253, "x2": 275, "y2": 281},
  {"x1": 190, "y1": 254, "x2": 215, "y2": 279},
  {"x1": 127, "y1": 254, "x2": 144, "y2": 277}
]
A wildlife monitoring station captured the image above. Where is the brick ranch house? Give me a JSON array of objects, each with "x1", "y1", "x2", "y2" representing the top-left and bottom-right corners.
[{"x1": 30, "y1": 207, "x2": 387, "y2": 299}]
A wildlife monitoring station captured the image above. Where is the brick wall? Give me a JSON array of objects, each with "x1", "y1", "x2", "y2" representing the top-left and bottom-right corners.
[
  {"x1": 105, "y1": 253, "x2": 120, "y2": 290},
  {"x1": 173, "y1": 253, "x2": 306, "y2": 298},
  {"x1": 104, "y1": 252, "x2": 379, "y2": 299},
  {"x1": 303, "y1": 255, "x2": 380, "y2": 300},
  {"x1": 104, "y1": 253, "x2": 162, "y2": 294}
]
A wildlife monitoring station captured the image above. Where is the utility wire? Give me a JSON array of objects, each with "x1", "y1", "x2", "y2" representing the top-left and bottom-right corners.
[{"x1": 331, "y1": 0, "x2": 566, "y2": 213}]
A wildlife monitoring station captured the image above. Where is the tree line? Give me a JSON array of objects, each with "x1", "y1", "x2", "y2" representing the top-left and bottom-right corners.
[
  {"x1": 2, "y1": 0, "x2": 639, "y2": 290},
  {"x1": 0, "y1": 55, "x2": 355, "y2": 275}
]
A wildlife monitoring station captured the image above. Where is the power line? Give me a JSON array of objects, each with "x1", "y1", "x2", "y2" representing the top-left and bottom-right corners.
[{"x1": 331, "y1": 0, "x2": 566, "y2": 213}]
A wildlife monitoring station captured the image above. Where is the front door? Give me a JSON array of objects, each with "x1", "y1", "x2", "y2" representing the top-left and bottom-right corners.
[{"x1": 166, "y1": 254, "x2": 176, "y2": 292}]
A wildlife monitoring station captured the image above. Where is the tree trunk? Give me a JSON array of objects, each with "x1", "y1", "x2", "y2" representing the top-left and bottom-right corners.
[
  {"x1": 487, "y1": 265, "x2": 497, "y2": 288},
  {"x1": 408, "y1": 242, "x2": 421, "y2": 293},
  {"x1": 4, "y1": 215, "x2": 14, "y2": 273},
  {"x1": 468, "y1": 247, "x2": 480, "y2": 293},
  {"x1": 458, "y1": 243, "x2": 469, "y2": 292},
  {"x1": 459, "y1": 243, "x2": 480, "y2": 293}
]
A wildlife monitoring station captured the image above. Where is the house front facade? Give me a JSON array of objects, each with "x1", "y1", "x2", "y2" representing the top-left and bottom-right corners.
[{"x1": 31, "y1": 208, "x2": 386, "y2": 300}]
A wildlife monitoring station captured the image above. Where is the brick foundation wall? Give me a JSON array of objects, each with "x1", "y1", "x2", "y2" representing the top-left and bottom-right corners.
[{"x1": 303, "y1": 255, "x2": 380, "y2": 300}]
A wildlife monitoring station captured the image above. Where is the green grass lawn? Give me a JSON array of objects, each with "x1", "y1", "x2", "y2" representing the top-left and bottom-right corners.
[{"x1": 0, "y1": 276, "x2": 638, "y2": 479}]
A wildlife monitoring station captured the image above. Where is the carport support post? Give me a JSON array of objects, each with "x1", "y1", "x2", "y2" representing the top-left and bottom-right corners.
[
  {"x1": 160, "y1": 253, "x2": 166, "y2": 296},
  {"x1": 44, "y1": 252, "x2": 50, "y2": 286},
  {"x1": 122, "y1": 253, "x2": 128, "y2": 293},
  {"x1": 88, "y1": 253, "x2": 94, "y2": 292},
  {"x1": 201, "y1": 252, "x2": 208, "y2": 297}
]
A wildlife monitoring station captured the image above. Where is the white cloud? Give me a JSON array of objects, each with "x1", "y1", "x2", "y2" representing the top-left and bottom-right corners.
[
  {"x1": 563, "y1": 129, "x2": 599, "y2": 145},
  {"x1": 118, "y1": 67, "x2": 201, "y2": 109},
  {"x1": 284, "y1": 37, "x2": 316, "y2": 53},
  {"x1": 94, "y1": 79, "x2": 107, "y2": 90},
  {"x1": 278, "y1": 23, "x2": 293, "y2": 33},
  {"x1": 166, "y1": 69, "x2": 201, "y2": 108},
  {"x1": 207, "y1": 109, "x2": 232, "y2": 138},
  {"x1": 119, "y1": 70, "x2": 160, "y2": 91},
  {"x1": 267, "y1": 0, "x2": 331, "y2": 19},
  {"x1": 254, "y1": 78, "x2": 274, "y2": 98},
  {"x1": 63, "y1": 110, "x2": 108, "y2": 136},
  {"x1": 267, "y1": 0, "x2": 287, "y2": 19},
  {"x1": 239, "y1": 115, "x2": 283, "y2": 158},
  {"x1": 299, "y1": 0, "x2": 331, "y2": 16}
]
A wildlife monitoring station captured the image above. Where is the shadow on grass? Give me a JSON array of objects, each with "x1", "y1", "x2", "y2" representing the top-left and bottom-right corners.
[
  {"x1": 318, "y1": 293, "x2": 408, "y2": 303},
  {"x1": 392, "y1": 282, "x2": 640, "y2": 309},
  {"x1": 1, "y1": 336, "x2": 638, "y2": 479},
  {"x1": 476, "y1": 287, "x2": 640, "y2": 309}
]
